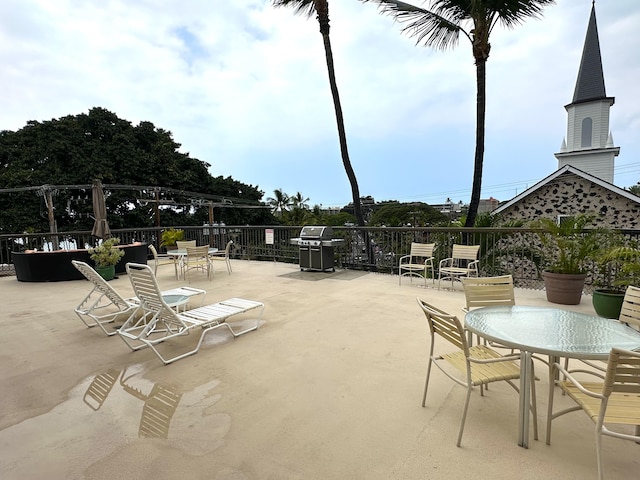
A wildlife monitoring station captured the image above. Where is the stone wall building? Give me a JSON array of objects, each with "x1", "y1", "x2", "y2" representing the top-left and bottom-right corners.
[{"x1": 492, "y1": 3, "x2": 640, "y2": 228}]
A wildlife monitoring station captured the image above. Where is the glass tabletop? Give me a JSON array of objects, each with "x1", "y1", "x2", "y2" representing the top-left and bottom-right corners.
[
  {"x1": 465, "y1": 305, "x2": 640, "y2": 359},
  {"x1": 170, "y1": 248, "x2": 218, "y2": 256},
  {"x1": 161, "y1": 294, "x2": 190, "y2": 307}
]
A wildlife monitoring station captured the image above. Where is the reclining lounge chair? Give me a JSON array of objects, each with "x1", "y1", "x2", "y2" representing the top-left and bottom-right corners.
[
  {"x1": 72, "y1": 260, "x2": 205, "y2": 336},
  {"x1": 118, "y1": 263, "x2": 265, "y2": 365}
]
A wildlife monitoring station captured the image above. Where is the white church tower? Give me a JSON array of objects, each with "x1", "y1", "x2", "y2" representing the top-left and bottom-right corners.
[{"x1": 555, "y1": 2, "x2": 619, "y2": 183}]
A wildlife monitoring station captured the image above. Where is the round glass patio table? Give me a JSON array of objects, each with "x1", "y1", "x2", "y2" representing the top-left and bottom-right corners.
[{"x1": 464, "y1": 305, "x2": 640, "y2": 448}]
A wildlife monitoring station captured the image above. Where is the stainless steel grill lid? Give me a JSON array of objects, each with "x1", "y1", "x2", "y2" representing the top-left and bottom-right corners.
[{"x1": 299, "y1": 226, "x2": 333, "y2": 239}]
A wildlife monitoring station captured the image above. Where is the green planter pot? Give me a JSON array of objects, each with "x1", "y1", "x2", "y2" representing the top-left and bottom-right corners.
[
  {"x1": 94, "y1": 264, "x2": 116, "y2": 281},
  {"x1": 592, "y1": 289, "x2": 625, "y2": 319}
]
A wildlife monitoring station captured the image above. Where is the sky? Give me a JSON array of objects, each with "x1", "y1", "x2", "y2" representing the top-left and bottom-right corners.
[{"x1": 1, "y1": 1, "x2": 639, "y2": 209}]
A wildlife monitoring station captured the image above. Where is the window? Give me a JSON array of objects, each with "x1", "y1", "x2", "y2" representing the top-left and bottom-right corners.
[
  {"x1": 557, "y1": 215, "x2": 574, "y2": 226},
  {"x1": 581, "y1": 117, "x2": 592, "y2": 147}
]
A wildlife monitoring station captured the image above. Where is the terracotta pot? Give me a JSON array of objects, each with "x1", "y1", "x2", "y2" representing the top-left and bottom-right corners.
[{"x1": 542, "y1": 271, "x2": 587, "y2": 305}]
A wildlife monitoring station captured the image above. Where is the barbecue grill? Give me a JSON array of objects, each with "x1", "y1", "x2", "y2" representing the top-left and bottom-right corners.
[{"x1": 290, "y1": 226, "x2": 344, "y2": 272}]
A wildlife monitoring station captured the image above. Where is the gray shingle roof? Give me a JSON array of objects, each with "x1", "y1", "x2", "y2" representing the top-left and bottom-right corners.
[{"x1": 572, "y1": 4, "x2": 607, "y2": 104}]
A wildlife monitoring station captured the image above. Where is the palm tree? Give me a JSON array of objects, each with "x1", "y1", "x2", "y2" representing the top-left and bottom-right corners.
[
  {"x1": 266, "y1": 188, "x2": 291, "y2": 216},
  {"x1": 271, "y1": 0, "x2": 366, "y2": 227},
  {"x1": 290, "y1": 191, "x2": 310, "y2": 210},
  {"x1": 362, "y1": 0, "x2": 555, "y2": 227}
]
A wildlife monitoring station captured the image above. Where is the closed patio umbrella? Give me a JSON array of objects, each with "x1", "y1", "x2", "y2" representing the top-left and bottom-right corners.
[{"x1": 91, "y1": 180, "x2": 111, "y2": 239}]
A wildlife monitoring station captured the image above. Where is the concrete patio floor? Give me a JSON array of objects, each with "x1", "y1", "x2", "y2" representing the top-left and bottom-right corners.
[{"x1": 1, "y1": 260, "x2": 638, "y2": 479}]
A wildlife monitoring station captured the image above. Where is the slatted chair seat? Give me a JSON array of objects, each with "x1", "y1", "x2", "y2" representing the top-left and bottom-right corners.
[{"x1": 440, "y1": 345, "x2": 521, "y2": 384}]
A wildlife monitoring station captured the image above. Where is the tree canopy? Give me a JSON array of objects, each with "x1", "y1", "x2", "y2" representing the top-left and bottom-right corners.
[
  {"x1": 368, "y1": 201, "x2": 447, "y2": 227},
  {"x1": 0, "y1": 108, "x2": 272, "y2": 233}
]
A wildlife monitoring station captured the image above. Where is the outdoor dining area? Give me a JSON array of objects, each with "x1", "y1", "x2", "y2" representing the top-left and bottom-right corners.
[{"x1": 1, "y1": 257, "x2": 639, "y2": 479}]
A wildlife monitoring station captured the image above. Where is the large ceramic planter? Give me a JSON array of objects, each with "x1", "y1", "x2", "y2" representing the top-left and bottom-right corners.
[
  {"x1": 592, "y1": 288, "x2": 625, "y2": 319},
  {"x1": 94, "y1": 265, "x2": 116, "y2": 281},
  {"x1": 542, "y1": 271, "x2": 587, "y2": 305}
]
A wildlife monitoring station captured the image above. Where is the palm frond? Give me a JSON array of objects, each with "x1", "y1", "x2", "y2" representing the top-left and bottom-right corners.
[
  {"x1": 271, "y1": 0, "x2": 316, "y2": 19},
  {"x1": 487, "y1": 0, "x2": 556, "y2": 29},
  {"x1": 362, "y1": 0, "x2": 467, "y2": 49}
]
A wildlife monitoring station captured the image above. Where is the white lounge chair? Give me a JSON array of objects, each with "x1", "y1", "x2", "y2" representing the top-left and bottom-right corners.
[
  {"x1": 118, "y1": 263, "x2": 264, "y2": 364},
  {"x1": 72, "y1": 260, "x2": 205, "y2": 336}
]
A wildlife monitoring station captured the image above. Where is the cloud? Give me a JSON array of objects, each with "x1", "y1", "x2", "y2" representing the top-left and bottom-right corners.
[{"x1": 1, "y1": 0, "x2": 638, "y2": 207}]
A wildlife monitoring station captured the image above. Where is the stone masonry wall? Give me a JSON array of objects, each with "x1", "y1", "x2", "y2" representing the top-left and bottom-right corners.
[{"x1": 498, "y1": 172, "x2": 640, "y2": 229}]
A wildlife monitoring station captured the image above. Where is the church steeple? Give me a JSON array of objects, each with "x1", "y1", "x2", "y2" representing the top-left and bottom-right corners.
[
  {"x1": 555, "y1": 1, "x2": 619, "y2": 184},
  {"x1": 572, "y1": 2, "x2": 608, "y2": 104}
]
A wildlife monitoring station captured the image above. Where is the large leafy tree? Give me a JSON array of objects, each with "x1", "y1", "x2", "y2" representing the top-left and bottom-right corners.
[
  {"x1": 362, "y1": 0, "x2": 555, "y2": 227},
  {"x1": 0, "y1": 107, "x2": 269, "y2": 232},
  {"x1": 272, "y1": 0, "x2": 365, "y2": 227},
  {"x1": 368, "y1": 201, "x2": 447, "y2": 226}
]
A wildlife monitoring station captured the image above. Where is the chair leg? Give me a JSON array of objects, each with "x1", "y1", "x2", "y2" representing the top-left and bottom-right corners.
[
  {"x1": 456, "y1": 384, "x2": 473, "y2": 447},
  {"x1": 595, "y1": 429, "x2": 604, "y2": 480},
  {"x1": 422, "y1": 356, "x2": 434, "y2": 407}
]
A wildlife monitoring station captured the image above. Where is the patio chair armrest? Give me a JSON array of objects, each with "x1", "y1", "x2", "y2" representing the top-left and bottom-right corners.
[
  {"x1": 439, "y1": 257, "x2": 453, "y2": 269},
  {"x1": 398, "y1": 254, "x2": 412, "y2": 264},
  {"x1": 552, "y1": 362, "x2": 604, "y2": 399},
  {"x1": 467, "y1": 259, "x2": 479, "y2": 274}
]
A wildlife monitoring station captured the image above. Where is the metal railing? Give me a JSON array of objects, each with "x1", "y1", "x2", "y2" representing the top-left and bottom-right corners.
[{"x1": 2, "y1": 225, "x2": 639, "y2": 291}]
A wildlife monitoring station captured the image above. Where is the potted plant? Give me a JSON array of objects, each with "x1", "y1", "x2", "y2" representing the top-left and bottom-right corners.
[
  {"x1": 88, "y1": 237, "x2": 125, "y2": 280},
  {"x1": 593, "y1": 241, "x2": 640, "y2": 318},
  {"x1": 160, "y1": 228, "x2": 184, "y2": 251},
  {"x1": 531, "y1": 214, "x2": 606, "y2": 305}
]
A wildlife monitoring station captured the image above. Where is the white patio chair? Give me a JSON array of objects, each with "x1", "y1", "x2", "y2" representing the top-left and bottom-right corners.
[
  {"x1": 438, "y1": 244, "x2": 480, "y2": 290},
  {"x1": 461, "y1": 275, "x2": 515, "y2": 312},
  {"x1": 118, "y1": 263, "x2": 264, "y2": 364},
  {"x1": 72, "y1": 260, "x2": 205, "y2": 336},
  {"x1": 210, "y1": 240, "x2": 234, "y2": 275},
  {"x1": 148, "y1": 244, "x2": 179, "y2": 279},
  {"x1": 175, "y1": 240, "x2": 196, "y2": 250},
  {"x1": 417, "y1": 298, "x2": 537, "y2": 447},
  {"x1": 183, "y1": 245, "x2": 212, "y2": 282},
  {"x1": 546, "y1": 348, "x2": 640, "y2": 480},
  {"x1": 398, "y1": 242, "x2": 435, "y2": 287},
  {"x1": 461, "y1": 275, "x2": 515, "y2": 348}
]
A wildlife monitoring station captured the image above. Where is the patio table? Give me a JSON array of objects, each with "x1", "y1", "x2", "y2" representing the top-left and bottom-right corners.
[
  {"x1": 169, "y1": 248, "x2": 218, "y2": 279},
  {"x1": 464, "y1": 305, "x2": 640, "y2": 448}
]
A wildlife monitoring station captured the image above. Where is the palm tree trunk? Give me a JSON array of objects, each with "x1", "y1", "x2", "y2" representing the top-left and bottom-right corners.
[
  {"x1": 465, "y1": 57, "x2": 486, "y2": 228},
  {"x1": 316, "y1": 9, "x2": 365, "y2": 228}
]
